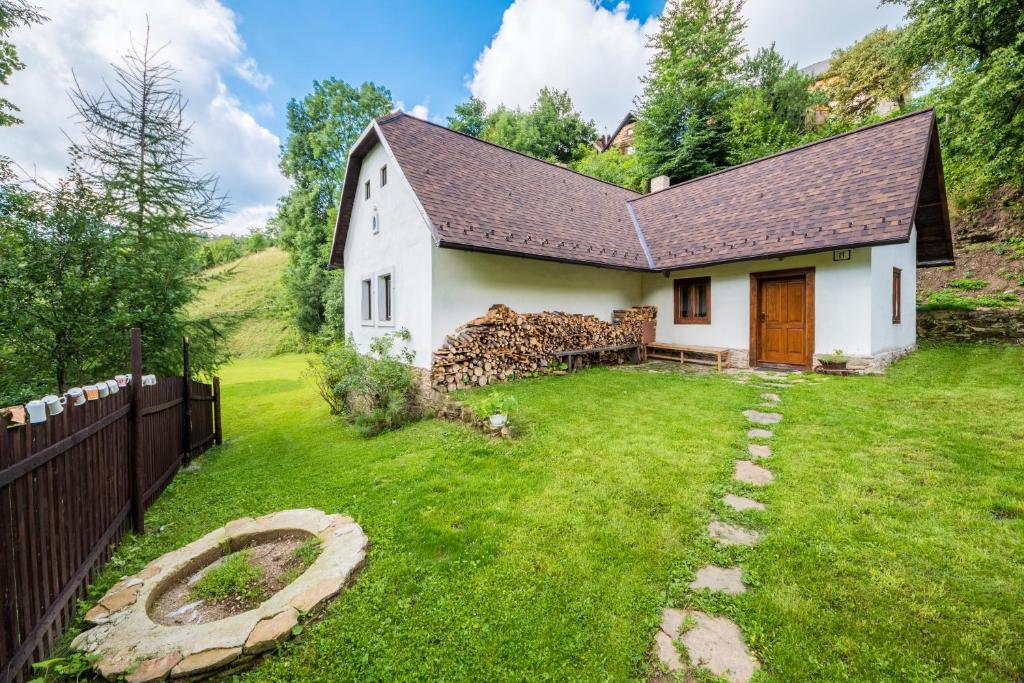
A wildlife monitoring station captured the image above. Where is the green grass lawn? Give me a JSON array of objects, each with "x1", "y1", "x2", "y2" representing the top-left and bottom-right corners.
[
  {"x1": 189, "y1": 247, "x2": 299, "y2": 359},
  {"x1": 78, "y1": 345, "x2": 1023, "y2": 682}
]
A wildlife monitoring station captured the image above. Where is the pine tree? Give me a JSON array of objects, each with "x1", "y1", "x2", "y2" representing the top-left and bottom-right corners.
[{"x1": 68, "y1": 23, "x2": 228, "y2": 376}]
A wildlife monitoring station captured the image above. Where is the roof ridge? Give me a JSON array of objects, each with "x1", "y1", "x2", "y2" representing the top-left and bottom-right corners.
[
  {"x1": 379, "y1": 111, "x2": 642, "y2": 196},
  {"x1": 629, "y1": 108, "x2": 935, "y2": 205}
]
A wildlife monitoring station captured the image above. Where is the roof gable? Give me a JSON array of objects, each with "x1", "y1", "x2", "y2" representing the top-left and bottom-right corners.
[{"x1": 330, "y1": 109, "x2": 953, "y2": 272}]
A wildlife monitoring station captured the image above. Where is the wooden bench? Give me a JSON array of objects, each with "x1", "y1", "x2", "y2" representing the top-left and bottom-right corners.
[
  {"x1": 646, "y1": 342, "x2": 731, "y2": 371},
  {"x1": 553, "y1": 344, "x2": 642, "y2": 372}
]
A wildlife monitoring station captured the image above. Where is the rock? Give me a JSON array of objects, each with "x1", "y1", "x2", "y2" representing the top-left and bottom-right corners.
[
  {"x1": 722, "y1": 494, "x2": 765, "y2": 512},
  {"x1": 746, "y1": 428, "x2": 772, "y2": 439},
  {"x1": 653, "y1": 629, "x2": 683, "y2": 672},
  {"x1": 288, "y1": 578, "x2": 342, "y2": 612},
  {"x1": 689, "y1": 566, "x2": 745, "y2": 595},
  {"x1": 734, "y1": 460, "x2": 773, "y2": 486},
  {"x1": 680, "y1": 611, "x2": 759, "y2": 683},
  {"x1": 760, "y1": 392, "x2": 781, "y2": 403},
  {"x1": 747, "y1": 443, "x2": 771, "y2": 459},
  {"x1": 244, "y1": 608, "x2": 299, "y2": 654},
  {"x1": 171, "y1": 647, "x2": 242, "y2": 678},
  {"x1": 125, "y1": 652, "x2": 183, "y2": 683},
  {"x1": 743, "y1": 410, "x2": 782, "y2": 425},
  {"x1": 84, "y1": 604, "x2": 110, "y2": 624},
  {"x1": 660, "y1": 607, "x2": 685, "y2": 638},
  {"x1": 136, "y1": 565, "x2": 161, "y2": 580},
  {"x1": 96, "y1": 650, "x2": 134, "y2": 679},
  {"x1": 708, "y1": 520, "x2": 761, "y2": 546},
  {"x1": 99, "y1": 583, "x2": 142, "y2": 613}
]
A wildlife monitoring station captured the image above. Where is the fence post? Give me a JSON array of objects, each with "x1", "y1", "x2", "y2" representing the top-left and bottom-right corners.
[
  {"x1": 182, "y1": 336, "x2": 192, "y2": 465},
  {"x1": 213, "y1": 376, "x2": 222, "y2": 445},
  {"x1": 129, "y1": 327, "x2": 145, "y2": 534}
]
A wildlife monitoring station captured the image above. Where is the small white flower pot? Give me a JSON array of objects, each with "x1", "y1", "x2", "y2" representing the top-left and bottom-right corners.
[{"x1": 488, "y1": 413, "x2": 507, "y2": 428}]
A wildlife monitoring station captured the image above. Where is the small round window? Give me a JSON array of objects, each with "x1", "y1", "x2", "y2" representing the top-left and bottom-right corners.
[{"x1": 371, "y1": 209, "x2": 380, "y2": 235}]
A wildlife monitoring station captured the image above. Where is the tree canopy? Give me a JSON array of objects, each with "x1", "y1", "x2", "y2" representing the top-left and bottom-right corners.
[
  {"x1": 824, "y1": 27, "x2": 923, "y2": 120},
  {"x1": 0, "y1": 0, "x2": 45, "y2": 127},
  {"x1": 274, "y1": 79, "x2": 393, "y2": 336}
]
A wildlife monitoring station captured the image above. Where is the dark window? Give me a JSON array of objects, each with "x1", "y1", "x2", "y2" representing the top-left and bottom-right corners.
[
  {"x1": 364, "y1": 180, "x2": 370, "y2": 199},
  {"x1": 380, "y1": 165, "x2": 387, "y2": 186},
  {"x1": 378, "y1": 273, "x2": 392, "y2": 322},
  {"x1": 892, "y1": 267, "x2": 902, "y2": 323},
  {"x1": 361, "y1": 278, "x2": 372, "y2": 321},
  {"x1": 674, "y1": 277, "x2": 711, "y2": 324}
]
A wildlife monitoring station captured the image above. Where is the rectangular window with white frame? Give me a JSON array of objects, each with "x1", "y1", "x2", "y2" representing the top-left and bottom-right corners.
[
  {"x1": 376, "y1": 272, "x2": 393, "y2": 324},
  {"x1": 360, "y1": 278, "x2": 372, "y2": 323}
]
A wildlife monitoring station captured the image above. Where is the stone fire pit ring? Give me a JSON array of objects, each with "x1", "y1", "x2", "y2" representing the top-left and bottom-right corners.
[{"x1": 72, "y1": 509, "x2": 368, "y2": 681}]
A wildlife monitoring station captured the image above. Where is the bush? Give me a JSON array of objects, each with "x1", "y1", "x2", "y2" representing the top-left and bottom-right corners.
[
  {"x1": 308, "y1": 330, "x2": 420, "y2": 436},
  {"x1": 948, "y1": 277, "x2": 988, "y2": 291}
]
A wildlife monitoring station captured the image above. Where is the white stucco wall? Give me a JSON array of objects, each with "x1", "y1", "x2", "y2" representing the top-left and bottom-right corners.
[
  {"x1": 430, "y1": 249, "x2": 643, "y2": 354},
  {"x1": 638, "y1": 249, "x2": 875, "y2": 357},
  {"x1": 869, "y1": 226, "x2": 917, "y2": 354},
  {"x1": 343, "y1": 141, "x2": 436, "y2": 367}
]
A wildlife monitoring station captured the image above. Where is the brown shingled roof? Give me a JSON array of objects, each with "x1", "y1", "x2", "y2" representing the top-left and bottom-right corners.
[
  {"x1": 329, "y1": 108, "x2": 952, "y2": 272},
  {"x1": 330, "y1": 112, "x2": 646, "y2": 270},
  {"x1": 630, "y1": 108, "x2": 951, "y2": 270}
]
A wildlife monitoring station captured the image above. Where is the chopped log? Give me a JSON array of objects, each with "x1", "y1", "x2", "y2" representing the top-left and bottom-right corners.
[{"x1": 430, "y1": 304, "x2": 656, "y2": 392}]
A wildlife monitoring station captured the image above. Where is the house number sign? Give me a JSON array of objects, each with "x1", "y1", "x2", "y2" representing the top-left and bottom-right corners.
[{"x1": 833, "y1": 249, "x2": 852, "y2": 261}]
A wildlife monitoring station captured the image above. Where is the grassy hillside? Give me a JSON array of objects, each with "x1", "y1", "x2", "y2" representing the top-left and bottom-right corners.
[{"x1": 191, "y1": 247, "x2": 301, "y2": 359}]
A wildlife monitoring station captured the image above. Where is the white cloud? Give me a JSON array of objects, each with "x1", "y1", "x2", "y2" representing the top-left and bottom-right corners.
[
  {"x1": 410, "y1": 103, "x2": 430, "y2": 120},
  {"x1": 468, "y1": 0, "x2": 909, "y2": 133},
  {"x1": 0, "y1": 0, "x2": 288, "y2": 235},
  {"x1": 741, "y1": 0, "x2": 907, "y2": 68},
  {"x1": 468, "y1": 0, "x2": 657, "y2": 133},
  {"x1": 234, "y1": 57, "x2": 273, "y2": 91}
]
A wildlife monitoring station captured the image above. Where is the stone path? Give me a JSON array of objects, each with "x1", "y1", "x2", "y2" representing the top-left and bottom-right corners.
[
  {"x1": 653, "y1": 372, "x2": 797, "y2": 682},
  {"x1": 708, "y1": 520, "x2": 761, "y2": 546},
  {"x1": 723, "y1": 494, "x2": 765, "y2": 512},
  {"x1": 689, "y1": 566, "x2": 745, "y2": 594},
  {"x1": 734, "y1": 460, "x2": 773, "y2": 486}
]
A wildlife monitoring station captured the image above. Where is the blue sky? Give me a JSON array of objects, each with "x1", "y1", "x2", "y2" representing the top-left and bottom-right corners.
[
  {"x1": 221, "y1": 0, "x2": 666, "y2": 140},
  {"x1": 2, "y1": 0, "x2": 906, "y2": 233}
]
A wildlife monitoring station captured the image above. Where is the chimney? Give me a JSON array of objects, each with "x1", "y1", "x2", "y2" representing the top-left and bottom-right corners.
[{"x1": 650, "y1": 175, "x2": 670, "y2": 192}]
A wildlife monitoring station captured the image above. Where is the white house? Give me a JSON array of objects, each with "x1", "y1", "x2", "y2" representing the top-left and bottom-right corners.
[{"x1": 329, "y1": 109, "x2": 952, "y2": 374}]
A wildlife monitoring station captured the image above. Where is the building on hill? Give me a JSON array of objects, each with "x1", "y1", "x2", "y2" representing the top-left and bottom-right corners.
[
  {"x1": 329, "y1": 109, "x2": 952, "y2": 375},
  {"x1": 799, "y1": 57, "x2": 910, "y2": 124},
  {"x1": 597, "y1": 113, "x2": 636, "y2": 154}
]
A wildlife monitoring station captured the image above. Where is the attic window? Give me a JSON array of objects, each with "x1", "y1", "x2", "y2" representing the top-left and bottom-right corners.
[
  {"x1": 371, "y1": 209, "x2": 380, "y2": 235},
  {"x1": 380, "y1": 165, "x2": 387, "y2": 187},
  {"x1": 364, "y1": 180, "x2": 370, "y2": 199}
]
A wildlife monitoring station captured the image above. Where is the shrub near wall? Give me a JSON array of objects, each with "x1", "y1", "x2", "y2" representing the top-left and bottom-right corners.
[{"x1": 917, "y1": 308, "x2": 1024, "y2": 344}]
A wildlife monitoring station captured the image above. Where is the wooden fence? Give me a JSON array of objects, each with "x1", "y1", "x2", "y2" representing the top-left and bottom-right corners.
[{"x1": 0, "y1": 331, "x2": 221, "y2": 682}]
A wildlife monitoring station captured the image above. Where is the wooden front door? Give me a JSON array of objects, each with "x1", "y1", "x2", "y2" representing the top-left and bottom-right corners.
[{"x1": 751, "y1": 268, "x2": 814, "y2": 368}]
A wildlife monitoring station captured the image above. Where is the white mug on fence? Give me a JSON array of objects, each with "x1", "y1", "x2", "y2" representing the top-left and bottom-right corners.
[
  {"x1": 96, "y1": 382, "x2": 110, "y2": 398},
  {"x1": 115, "y1": 374, "x2": 130, "y2": 387},
  {"x1": 25, "y1": 400, "x2": 47, "y2": 424},
  {"x1": 42, "y1": 394, "x2": 66, "y2": 416},
  {"x1": 142, "y1": 374, "x2": 157, "y2": 386},
  {"x1": 105, "y1": 379, "x2": 119, "y2": 394},
  {"x1": 66, "y1": 387, "x2": 85, "y2": 406}
]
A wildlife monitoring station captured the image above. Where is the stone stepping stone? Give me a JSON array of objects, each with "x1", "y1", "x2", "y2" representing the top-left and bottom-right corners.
[
  {"x1": 734, "y1": 460, "x2": 773, "y2": 486},
  {"x1": 746, "y1": 428, "x2": 772, "y2": 439},
  {"x1": 689, "y1": 566, "x2": 745, "y2": 595},
  {"x1": 708, "y1": 520, "x2": 761, "y2": 546},
  {"x1": 743, "y1": 410, "x2": 782, "y2": 425},
  {"x1": 653, "y1": 608, "x2": 686, "y2": 673},
  {"x1": 680, "y1": 610, "x2": 760, "y2": 683},
  {"x1": 723, "y1": 493, "x2": 765, "y2": 512},
  {"x1": 747, "y1": 443, "x2": 771, "y2": 459},
  {"x1": 760, "y1": 392, "x2": 781, "y2": 403}
]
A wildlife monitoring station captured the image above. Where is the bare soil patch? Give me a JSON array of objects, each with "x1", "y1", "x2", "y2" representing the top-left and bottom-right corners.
[{"x1": 150, "y1": 534, "x2": 317, "y2": 625}]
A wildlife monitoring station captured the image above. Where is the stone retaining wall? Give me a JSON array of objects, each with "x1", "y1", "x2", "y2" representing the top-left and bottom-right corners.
[{"x1": 917, "y1": 308, "x2": 1024, "y2": 344}]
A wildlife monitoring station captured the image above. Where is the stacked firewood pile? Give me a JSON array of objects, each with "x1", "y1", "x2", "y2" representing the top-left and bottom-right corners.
[{"x1": 430, "y1": 304, "x2": 657, "y2": 392}]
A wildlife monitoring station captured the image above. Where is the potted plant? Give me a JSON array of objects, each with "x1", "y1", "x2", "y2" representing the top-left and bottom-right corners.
[
  {"x1": 477, "y1": 393, "x2": 519, "y2": 428},
  {"x1": 817, "y1": 349, "x2": 850, "y2": 373}
]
